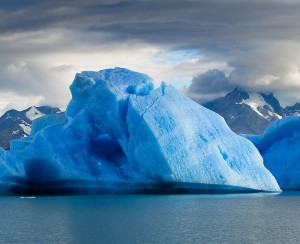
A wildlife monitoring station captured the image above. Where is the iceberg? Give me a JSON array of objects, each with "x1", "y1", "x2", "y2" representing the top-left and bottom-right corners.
[
  {"x1": 0, "y1": 68, "x2": 280, "y2": 195},
  {"x1": 246, "y1": 116, "x2": 300, "y2": 190}
]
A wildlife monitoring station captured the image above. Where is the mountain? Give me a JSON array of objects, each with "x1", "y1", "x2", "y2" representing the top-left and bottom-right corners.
[
  {"x1": 0, "y1": 106, "x2": 61, "y2": 149},
  {"x1": 284, "y1": 103, "x2": 300, "y2": 116},
  {"x1": 203, "y1": 88, "x2": 300, "y2": 135}
]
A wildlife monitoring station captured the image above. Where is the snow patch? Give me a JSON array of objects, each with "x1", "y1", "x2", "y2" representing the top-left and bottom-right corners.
[
  {"x1": 26, "y1": 107, "x2": 44, "y2": 121},
  {"x1": 241, "y1": 93, "x2": 266, "y2": 117},
  {"x1": 238, "y1": 93, "x2": 282, "y2": 119},
  {"x1": 19, "y1": 124, "x2": 31, "y2": 135}
]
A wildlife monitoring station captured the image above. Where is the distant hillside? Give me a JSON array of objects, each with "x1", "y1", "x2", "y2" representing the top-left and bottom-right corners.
[
  {"x1": 0, "y1": 106, "x2": 60, "y2": 149},
  {"x1": 203, "y1": 88, "x2": 300, "y2": 135}
]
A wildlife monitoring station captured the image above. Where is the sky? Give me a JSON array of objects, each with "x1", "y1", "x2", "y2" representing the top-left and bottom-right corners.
[{"x1": 0, "y1": 0, "x2": 300, "y2": 114}]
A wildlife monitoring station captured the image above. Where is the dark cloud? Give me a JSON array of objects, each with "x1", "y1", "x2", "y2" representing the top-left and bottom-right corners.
[
  {"x1": 0, "y1": 0, "x2": 300, "y2": 112},
  {"x1": 1, "y1": 0, "x2": 300, "y2": 46},
  {"x1": 186, "y1": 69, "x2": 236, "y2": 103},
  {"x1": 188, "y1": 69, "x2": 234, "y2": 94}
]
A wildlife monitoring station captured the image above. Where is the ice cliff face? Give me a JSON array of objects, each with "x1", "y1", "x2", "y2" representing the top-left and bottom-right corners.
[
  {"x1": 0, "y1": 68, "x2": 280, "y2": 194},
  {"x1": 246, "y1": 117, "x2": 300, "y2": 190}
]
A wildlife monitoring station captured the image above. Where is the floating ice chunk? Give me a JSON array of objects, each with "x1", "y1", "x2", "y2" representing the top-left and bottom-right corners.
[{"x1": 246, "y1": 116, "x2": 300, "y2": 190}]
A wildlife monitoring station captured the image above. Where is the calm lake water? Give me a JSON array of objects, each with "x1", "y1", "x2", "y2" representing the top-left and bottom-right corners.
[{"x1": 0, "y1": 193, "x2": 300, "y2": 244}]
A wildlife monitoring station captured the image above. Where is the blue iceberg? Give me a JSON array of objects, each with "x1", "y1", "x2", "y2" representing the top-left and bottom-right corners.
[
  {"x1": 246, "y1": 116, "x2": 300, "y2": 190},
  {"x1": 0, "y1": 68, "x2": 280, "y2": 194}
]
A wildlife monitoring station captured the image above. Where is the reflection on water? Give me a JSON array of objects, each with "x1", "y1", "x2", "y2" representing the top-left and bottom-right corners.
[{"x1": 0, "y1": 193, "x2": 300, "y2": 243}]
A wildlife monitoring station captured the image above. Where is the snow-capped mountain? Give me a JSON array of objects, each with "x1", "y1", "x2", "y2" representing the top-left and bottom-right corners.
[
  {"x1": 0, "y1": 106, "x2": 61, "y2": 149},
  {"x1": 203, "y1": 88, "x2": 300, "y2": 135},
  {"x1": 284, "y1": 103, "x2": 300, "y2": 116}
]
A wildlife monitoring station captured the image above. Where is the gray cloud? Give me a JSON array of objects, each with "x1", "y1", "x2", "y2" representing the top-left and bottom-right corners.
[
  {"x1": 188, "y1": 69, "x2": 234, "y2": 95},
  {"x1": 2, "y1": 0, "x2": 300, "y2": 45},
  {"x1": 0, "y1": 0, "x2": 300, "y2": 113},
  {"x1": 0, "y1": 57, "x2": 71, "y2": 105},
  {"x1": 187, "y1": 69, "x2": 236, "y2": 103}
]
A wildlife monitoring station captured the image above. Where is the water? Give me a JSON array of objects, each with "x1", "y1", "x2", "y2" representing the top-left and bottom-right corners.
[{"x1": 0, "y1": 193, "x2": 300, "y2": 244}]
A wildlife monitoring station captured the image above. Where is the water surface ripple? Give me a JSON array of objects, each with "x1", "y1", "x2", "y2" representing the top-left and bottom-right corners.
[{"x1": 0, "y1": 193, "x2": 299, "y2": 243}]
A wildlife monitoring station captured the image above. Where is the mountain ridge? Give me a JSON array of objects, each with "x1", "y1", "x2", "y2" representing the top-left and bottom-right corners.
[
  {"x1": 0, "y1": 106, "x2": 60, "y2": 149},
  {"x1": 203, "y1": 88, "x2": 299, "y2": 135}
]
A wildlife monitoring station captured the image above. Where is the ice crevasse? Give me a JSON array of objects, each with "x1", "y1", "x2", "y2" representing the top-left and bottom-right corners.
[{"x1": 0, "y1": 68, "x2": 280, "y2": 194}]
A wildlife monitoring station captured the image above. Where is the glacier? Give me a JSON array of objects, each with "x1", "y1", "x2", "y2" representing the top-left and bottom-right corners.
[
  {"x1": 246, "y1": 116, "x2": 300, "y2": 190},
  {"x1": 0, "y1": 68, "x2": 280, "y2": 195}
]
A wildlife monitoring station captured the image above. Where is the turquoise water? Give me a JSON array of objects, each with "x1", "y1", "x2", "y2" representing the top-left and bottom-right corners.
[{"x1": 0, "y1": 193, "x2": 300, "y2": 243}]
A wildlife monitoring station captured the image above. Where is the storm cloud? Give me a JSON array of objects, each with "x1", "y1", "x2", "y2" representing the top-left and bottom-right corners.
[
  {"x1": 187, "y1": 69, "x2": 235, "y2": 103},
  {"x1": 0, "y1": 0, "x2": 300, "y2": 113}
]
